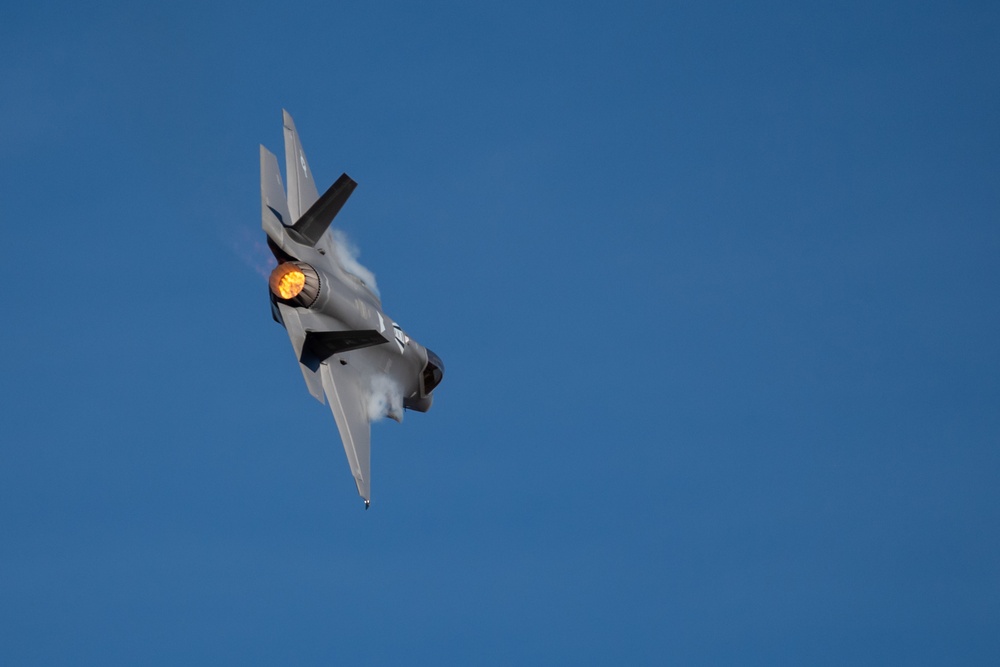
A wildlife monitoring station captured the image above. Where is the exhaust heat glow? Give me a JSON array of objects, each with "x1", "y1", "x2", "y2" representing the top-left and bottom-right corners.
[{"x1": 270, "y1": 264, "x2": 306, "y2": 299}]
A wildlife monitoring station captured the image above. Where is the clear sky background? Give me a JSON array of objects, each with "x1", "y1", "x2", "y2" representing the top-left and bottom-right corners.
[{"x1": 2, "y1": 1, "x2": 998, "y2": 664}]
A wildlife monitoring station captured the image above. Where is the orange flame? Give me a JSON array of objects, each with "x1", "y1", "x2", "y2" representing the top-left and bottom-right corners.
[{"x1": 269, "y1": 264, "x2": 306, "y2": 299}]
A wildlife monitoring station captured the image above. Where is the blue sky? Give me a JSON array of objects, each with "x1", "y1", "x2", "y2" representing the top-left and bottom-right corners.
[{"x1": 2, "y1": 1, "x2": 998, "y2": 664}]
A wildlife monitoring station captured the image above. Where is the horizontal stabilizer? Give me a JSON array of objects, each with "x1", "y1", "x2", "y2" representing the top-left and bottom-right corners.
[
  {"x1": 289, "y1": 173, "x2": 357, "y2": 247},
  {"x1": 274, "y1": 302, "x2": 325, "y2": 402},
  {"x1": 301, "y1": 329, "x2": 388, "y2": 370}
]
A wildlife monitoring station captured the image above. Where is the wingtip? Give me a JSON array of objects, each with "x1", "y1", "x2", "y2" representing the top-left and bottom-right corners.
[
  {"x1": 282, "y1": 108, "x2": 295, "y2": 129},
  {"x1": 364, "y1": 499, "x2": 370, "y2": 510}
]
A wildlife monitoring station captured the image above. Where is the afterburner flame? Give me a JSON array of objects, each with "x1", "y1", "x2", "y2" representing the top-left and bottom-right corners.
[{"x1": 270, "y1": 263, "x2": 306, "y2": 299}]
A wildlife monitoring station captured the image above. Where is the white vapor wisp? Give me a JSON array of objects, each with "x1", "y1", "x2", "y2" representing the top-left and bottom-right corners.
[
  {"x1": 329, "y1": 231, "x2": 400, "y2": 421},
  {"x1": 332, "y1": 230, "x2": 380, "y2": 296},
  {"x1": 366, "y1": 374, "x2": 403, "y2": 422},
  {"x1": 229, "y1": 227, "x2": 278, "y2": 279}
]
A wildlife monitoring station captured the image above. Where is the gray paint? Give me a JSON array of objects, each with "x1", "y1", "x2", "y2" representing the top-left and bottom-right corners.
[{"x1": 259, "y1": 110, "x2": 443, "y2": 508}]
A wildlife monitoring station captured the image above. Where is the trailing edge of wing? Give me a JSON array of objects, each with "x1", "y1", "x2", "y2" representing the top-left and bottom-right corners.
[
  {"x1": 320, "y1": 361, "x2": 371, "y2": 502},
  {"x1": 283, "y1": 110, "x2": 320, "y2": 222},
  {"x1": 289, "y1": 173, "x2": 357, "y2": 247}
]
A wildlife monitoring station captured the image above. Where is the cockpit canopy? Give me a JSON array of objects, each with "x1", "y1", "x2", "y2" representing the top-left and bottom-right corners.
[{"x1": 423, "y1": 348, "x2": 445, "y2": 395}]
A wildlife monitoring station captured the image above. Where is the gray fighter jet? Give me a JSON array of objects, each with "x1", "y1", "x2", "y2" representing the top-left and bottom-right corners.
[{"x1": 259, "y1": 110, "x2": 444, "y2": 508}]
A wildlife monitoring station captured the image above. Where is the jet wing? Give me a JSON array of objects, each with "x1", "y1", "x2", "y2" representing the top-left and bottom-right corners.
[
  {"x1": 320, "y1": 360, "x2": 372, "y2": 504},
  {"x1": 275, "y1": 299, "x2": 381, "y2": 506}
]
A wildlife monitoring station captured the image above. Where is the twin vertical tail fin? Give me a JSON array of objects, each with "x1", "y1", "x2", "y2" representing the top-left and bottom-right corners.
[
  {"x1": 260, "y1": 145, "x2": 292, "y2": 244},
  {"x1": 260, "y1": 110, "x2": 357, "y2": 248},
  {"x1": 283, "y1": 109, "x2": 320, "y2": 221}
]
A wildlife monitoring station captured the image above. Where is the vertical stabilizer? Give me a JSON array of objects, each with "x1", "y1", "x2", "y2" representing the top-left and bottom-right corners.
[
  {"x1": 283, "y1": 110, "x2": 321, "y2": 222},
  {"x1": 261, "y1": 145, "x2": 292, "y2": 243}
]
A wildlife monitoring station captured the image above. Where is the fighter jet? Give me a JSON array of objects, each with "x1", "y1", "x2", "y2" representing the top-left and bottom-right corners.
[{"x1": 259, "y1": 110, "x2": 444, "y2": 508}]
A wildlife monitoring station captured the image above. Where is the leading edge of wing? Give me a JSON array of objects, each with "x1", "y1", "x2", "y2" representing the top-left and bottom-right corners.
[{"x1": 320, "y1": 360, "x2": 371, "y2": 504}]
